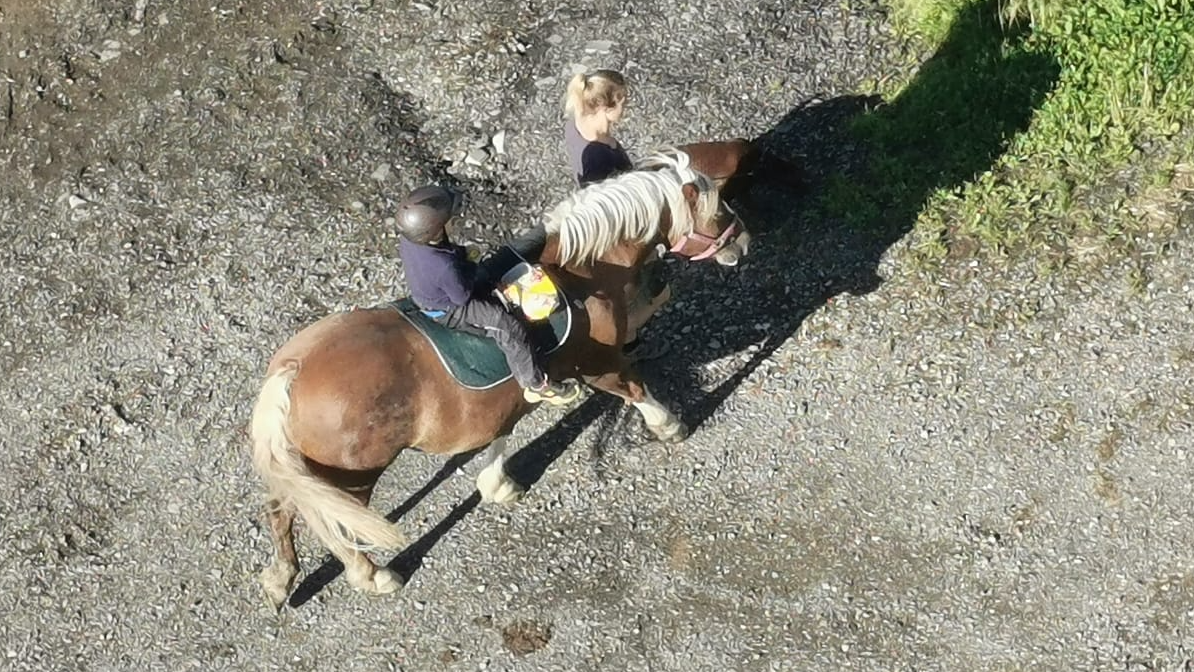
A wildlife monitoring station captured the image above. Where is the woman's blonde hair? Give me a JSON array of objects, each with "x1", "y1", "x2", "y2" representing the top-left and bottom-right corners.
[{"x1": 562, "y1": 69, "x2": 628, "y2": 116}]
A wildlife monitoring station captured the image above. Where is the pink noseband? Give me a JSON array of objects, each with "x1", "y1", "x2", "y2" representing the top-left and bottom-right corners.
[{"x1": 669, "y1": 221, "x2": 738, "y2": 261}]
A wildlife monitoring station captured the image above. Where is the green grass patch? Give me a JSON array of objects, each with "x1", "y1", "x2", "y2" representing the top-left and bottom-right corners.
[{"x1": 821, "y1": 0, "x2": 1194, "y2": 266}]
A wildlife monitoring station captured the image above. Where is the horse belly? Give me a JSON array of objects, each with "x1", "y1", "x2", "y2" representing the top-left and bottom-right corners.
[{"x1": 406, "y1": 374, "x2": 527, "y2": 454}]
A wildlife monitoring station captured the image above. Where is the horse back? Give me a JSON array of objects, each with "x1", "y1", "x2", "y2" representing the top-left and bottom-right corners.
[
  {"x1": 679, "y1": 139, "x2": 757, "y2": 183},
  {"x1": 271, "y1": 308, "x2": 530, "y2": 469}
]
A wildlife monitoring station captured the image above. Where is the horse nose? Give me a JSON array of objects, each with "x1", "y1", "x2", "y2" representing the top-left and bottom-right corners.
[
  {"x1": 714, "y1": 238, "x2": 744, "y2": 266},
  {"x1": 732, "y1": 229, "x2": 752, "y2": 257}
]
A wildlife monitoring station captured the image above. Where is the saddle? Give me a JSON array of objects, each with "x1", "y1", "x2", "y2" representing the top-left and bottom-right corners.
[{"x1": 393, "y1": 251, "x2": 572, "y2": 390}]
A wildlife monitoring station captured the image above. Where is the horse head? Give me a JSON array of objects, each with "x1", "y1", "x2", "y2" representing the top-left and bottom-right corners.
[
  {"x1": 636, "y1": 147, "x2": 750, "y2": 267},
  {"x1": 543, "y1": 148, "x2": 750, "y2": 270}
]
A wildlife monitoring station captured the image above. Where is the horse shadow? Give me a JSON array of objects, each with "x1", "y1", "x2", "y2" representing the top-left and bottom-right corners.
[
  {"x1": 287, "y1": 394, "x2": 622, "y2": 607},
  {"x1": 641, "y1": 1, "x2": 1059, "y2": 433},
  {"x1": 286, "y1": 1, "x2": 1058, "y2": 606}
]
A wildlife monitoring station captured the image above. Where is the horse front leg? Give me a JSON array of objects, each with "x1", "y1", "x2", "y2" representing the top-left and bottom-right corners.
[
  {"x1": 475, "y1": 436, "x2": 526, "y2": 504},
  {"x1": 586, "y1": 367, "x2": 688, "y2": 443},
  {"x1": 626, "y1": 283, "x2": 672, "y2": 343}
]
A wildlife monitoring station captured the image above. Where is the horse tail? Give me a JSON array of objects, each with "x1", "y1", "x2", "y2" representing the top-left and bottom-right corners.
[{"x1": 250, "y1": 362, "x2": 406, "y2": 557}]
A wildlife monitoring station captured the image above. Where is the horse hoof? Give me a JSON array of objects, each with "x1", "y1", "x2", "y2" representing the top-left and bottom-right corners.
[
  {"x1": 477, "y1": 459, "x2": 526, "y2": 504},
  {"x1": 372, "y1": 567, "x2": 404, "y2": 594},
  {"x1": 347, "y1": 564, "x2": 404, "y2": 595},
  {"x1": 259, "y1": 562, "x2": 297, "y2": 612},
  {"x1": 650, "y1": 420, "x2": 688, "y2": 443},
  {"x1": 478, "y1": 473, "x2": 526, "y2": 504},
  {"x1": 261, "y1": 583, "x2": 290, "y2": 613},
  {"x1": 490, "y1": 479, "x2": 526, "y2": 504}
]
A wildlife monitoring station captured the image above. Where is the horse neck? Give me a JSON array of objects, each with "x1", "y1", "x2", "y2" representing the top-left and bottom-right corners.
[
  {"x1": 539, "y1": 198, "x2": 680, "y2": 284},
  {"x1": 539, "y1": 233, "x2": 656, "y2": 283}
]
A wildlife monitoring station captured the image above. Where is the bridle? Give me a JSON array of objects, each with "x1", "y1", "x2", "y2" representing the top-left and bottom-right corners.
[{"x1": 667, "y1": 198, "x2": 740, "y2": 261}]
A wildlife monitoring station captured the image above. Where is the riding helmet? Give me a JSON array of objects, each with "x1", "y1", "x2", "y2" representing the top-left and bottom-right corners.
[{"x1": 396, "y1": 185, "x2": 464, "y2": 244}]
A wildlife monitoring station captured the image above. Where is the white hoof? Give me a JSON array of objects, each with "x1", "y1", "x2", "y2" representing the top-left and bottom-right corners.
[
  {"x1": 371, "y1": 567, "x2": 403, "y2": 594},
  {"x1": 476, "y1": 456, "x2": 526, "y2": 504},
  {"x1": 347, "y1": 563, "x2": 404, "y2": 595},
  {"x1": 259, "y1": 561, "x2": 297, "y2": 612},
  {"x1": 633, "y1": 387, "x2": 686, "y2": 443},
  {"x1": 649, "y1": 418, "x2": 689, "y2": 443}
]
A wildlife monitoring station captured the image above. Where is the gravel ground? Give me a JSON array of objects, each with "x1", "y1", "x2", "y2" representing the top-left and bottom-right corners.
[{"x1": 1, "y1": 1, "x2": 1192, "y2": 670}]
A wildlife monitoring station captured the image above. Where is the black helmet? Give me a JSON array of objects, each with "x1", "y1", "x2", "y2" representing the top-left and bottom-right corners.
[{"x1": 396, "y1": 185, "x2": 464, "y2": 244}]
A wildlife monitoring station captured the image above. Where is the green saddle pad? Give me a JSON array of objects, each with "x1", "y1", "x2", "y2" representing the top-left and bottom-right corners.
[{"x1": 392, "y1": 297, "x2": 573, "y2": 390}]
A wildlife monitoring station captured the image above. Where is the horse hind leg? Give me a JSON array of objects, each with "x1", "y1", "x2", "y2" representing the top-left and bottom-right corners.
[
  {"x1": 260, "y1": 497, "x2": 299, "y2": 612},
  {"x1": 251, "y1": 364, "x2": 407, "y2": 603},
  {"x1": 338, "y1": 481, "x2": 404, "y2": 596},
  {"x1": 475, "y1": 436, "x2": 525, "y2": 505}
]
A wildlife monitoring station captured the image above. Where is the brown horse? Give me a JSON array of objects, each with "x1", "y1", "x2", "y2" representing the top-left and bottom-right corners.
[
  {"x1": 249, "y1": 149, "x2": 749, "y2": 610},
  {"x1": 606, "y1": 139, "x2": 801, "y2": 342},
  {"x1": 681, "y1": 138, "x2": 807, "y2": 203}
]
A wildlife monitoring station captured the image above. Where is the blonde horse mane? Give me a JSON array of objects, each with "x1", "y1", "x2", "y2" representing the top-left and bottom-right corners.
[{"x1": 543, "y1": 148, "x2": 719, "y2": 266}]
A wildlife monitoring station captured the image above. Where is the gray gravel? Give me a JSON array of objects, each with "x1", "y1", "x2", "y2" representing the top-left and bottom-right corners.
[{"x1": 2, "y1": 1, "x2": 1192, "y2": 670}]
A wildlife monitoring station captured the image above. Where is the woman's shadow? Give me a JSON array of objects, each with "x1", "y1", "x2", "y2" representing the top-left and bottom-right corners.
[{"x1": 287, "y1": 0, "x2": 1059, "y2": 606}]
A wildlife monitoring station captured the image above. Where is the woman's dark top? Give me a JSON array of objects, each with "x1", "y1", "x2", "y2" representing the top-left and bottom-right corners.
[{"x1": 564, "y1": 120, "x2": 633, "y2": 186}]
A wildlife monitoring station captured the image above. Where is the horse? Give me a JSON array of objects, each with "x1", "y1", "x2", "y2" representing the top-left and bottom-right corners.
[
  {"x1": 248, "y1": 149, "x2": 750, "y2": 610},
  {"x1": 679, "y1": 138, "x2": 808, "y2": 204},
  {"x1": 587, "y1": 138, "x2": 803, "y2": 345},
  {"x1": 597, "y1": 138, "x2": 802, "y2": 343}
]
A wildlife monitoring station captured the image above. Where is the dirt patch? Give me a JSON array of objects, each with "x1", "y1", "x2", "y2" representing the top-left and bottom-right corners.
[
  {"x1": 1096, "y1": 426, "x2": 1123, "y2": 463},
  {"x1": 501, "y1": 620, "x2": 552, "y2": 656},
  {"x1": 667, "y1": 534, "x2": 693, "y2": 571}
]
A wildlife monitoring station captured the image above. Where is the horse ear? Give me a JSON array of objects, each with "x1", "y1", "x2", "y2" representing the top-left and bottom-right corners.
[{"x1": 681, "y1": 183, "x2": 699, "y2": 207}]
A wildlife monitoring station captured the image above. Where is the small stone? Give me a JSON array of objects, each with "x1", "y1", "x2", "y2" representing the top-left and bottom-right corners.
[
  {"x1": 464, "y1": 148, "x2": 489, "y2": 166},
  {"x1": 583, "y1": 40, "x2": 614, "y2": 54},
  {"x1": 533, "y1": 76, "x2": 557, "y2": 89},
  {"x1": 96, "y1": 40, "x2": 123, "y2": 63},
  {"x1": 491, "y1": 130, "x2": 506, "y2": 155},
  {"x1": 68, "y1": 194, "x2": 88, "y2": 209},
  {"x1": 547, "y1": 34, "x2": 563, "y2": 45},
  {"x1": 370, "y1": 163, "x2": 392, "y2": 181},
  {"x1": 350, "y1": 200, "x2": 365, "y2": 211}
]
